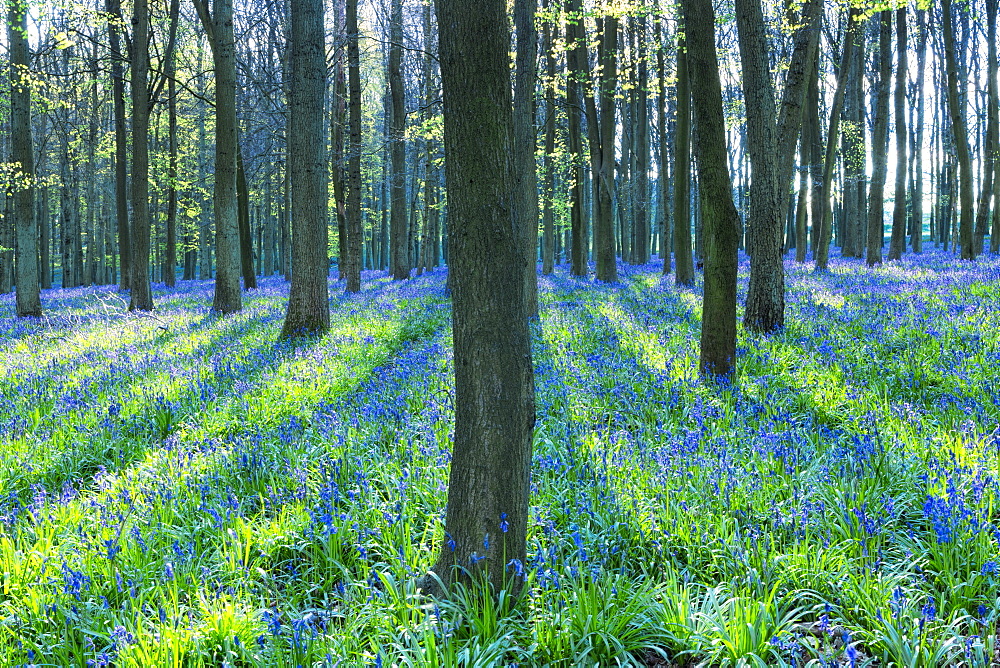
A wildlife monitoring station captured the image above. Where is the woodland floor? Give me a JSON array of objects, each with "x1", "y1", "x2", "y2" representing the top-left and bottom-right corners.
[{"x1": 1, "y1": 251, "x2": 999, "y2": 666}]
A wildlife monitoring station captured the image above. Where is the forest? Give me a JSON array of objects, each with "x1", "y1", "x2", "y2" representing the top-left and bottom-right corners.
[{"x1": 1, "y1": 0, "x2": 1000, "y2": 664}]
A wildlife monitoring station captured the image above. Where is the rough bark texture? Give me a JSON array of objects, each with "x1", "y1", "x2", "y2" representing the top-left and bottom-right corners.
[
  {"x1": 389, "y1": 0, "x2": 409, "y2": 279},
  {"x1": 10, "y1": 2, "x2": 42, "y2": 317},
  {"x1": 736, "y1": 0, "x2": 782, "y2": 333},
  {"x1": 195, "y1": 0, "x2": 243, "y2": 312},
  {"x1": 514, "y1": 0, "x2": 539, "y2": 314},
  {"x1": 165, "y1": 48, "x2": 178, "y2": 288},
  {"x1": 942, "y1": 0, "x2": 975, "y2": 260},
  {"x1": 887, "y1": 8, "x2": 907, "y2": 261},
  {"x1": 866, "y1": 12, "x2": 891, "y2": 267},
  {"x1": 237, "y1": 144, "x2": 256, "y2": 288},
  {"x1": 656, "y1": 17, "x2": 672, "y2": 273},
  {"x1": 980, "y1": 0, "x2": 998, "y2": 254},
  {"x1": 542, "y1": 1, "x2": 557, "y2": 275},
  {"x1": 673, "y1": 29, "x2": 694, "y2": 287},
  {"x1": 633, "y1": 9, "x2": 650, "y2": 266},
  {"x1": 565, "y1": 0, "x2": 587, "y2": 277},
  {"x1": 594, "y1": 16, "x2": 618, "y2": 283},
  {"x1": 129, "y1": 0, "x2": 154, "y2": 311},
  {"x1": 281, "y1": 0, "x2": 330, "y2": 337},
  {"x1": 429, "y1": 0, "x2": 535, "y2": 596},
  {"x1": 681, "y1": 0, "x2": 739, "y2": 378},
  {"x1": 912, "y1": 9, "x2": 927, "y2": 253},
  {"x1": 345, "y1": 0, "x2": 363, "y2": 293},
  {"x1": 815, "y1": 7, "x2": 860, "y2": 271}
]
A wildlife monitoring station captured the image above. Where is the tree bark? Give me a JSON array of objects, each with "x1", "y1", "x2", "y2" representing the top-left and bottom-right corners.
[
  {"x1": 633, "y1": 7, "x2": 649, "y2": 265},
  {"x1": 673, "y1": 28, "x2": 694, "y2": 286},
  {"x1": 865, "y1": 12, "x2": 891, "y2": 267},
  {"x1": 942, "y1": 0, "x2": 975, "y2": 260},
  {"x1": 237, "y1": 143, "x2": 256, "y2": 288},
  {"x1": 129, "y1": 0, "x2": 154, "y2": 310},
  {"x1": 428, "y1": 0, "x2": 535, "y2": 596},
  {"x1": 165, "y1": 28, "x2": 179, "y2": 287},
  {"x1": 989, "y1": 0, "x2": 1000, "y2": 254},
  {"x1": 542, "y1": 1, "x2": 557, "y2": 275},
  {"x1": 912, "y1": 9, "x2": 927, "y2": 253},
  {"x1": 656, "y1": 16, "x2": 672, "y2": 274},
  {"x1": 594, "y1": 16, "x2": 618, "y2": 283},
  {"x1": 887, "y1": 7, "x2": 907, "y2": 261},
  {"x1": 389, "y1": 0, "x2": 409, "y2": 280},
  {"x1": 681, "y1": 0, "x2": 739, "y2": 378},
  {"x1": 281, "y1": 0, "x2": 330, "y2": 337},
  {"x1": 10, "y1": 2, "x2": 42, "y2": 317},
  {"x1": 514, "y1": 0, "x2": 539, "y2": 314},
  {"x1": 565, "y1": 0, "x2": 588, "y2": 277},
  {"x1": 815, "y1": 7, "x2": 860, "y2": 271},
  {"x1": 344, "y1": 0, "x2": 363, "y2": 292},
  {"x1": 195, "y1": 0, "x2": 243, "y2": 311}
]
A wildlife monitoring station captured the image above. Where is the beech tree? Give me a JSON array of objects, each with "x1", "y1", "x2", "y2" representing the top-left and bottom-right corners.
[
  {"x1": 681, "y1": 0, "x2": 739, "y2": 377},
  {"x1": 10, "y1": 0, "x2": 42, "y2": 317},
  {"x1": 280, "y1": 0, "x2": 329, "y2": 337},
  {"x1": 427, "y1": 0, "x2": 535, "y2": 594}
]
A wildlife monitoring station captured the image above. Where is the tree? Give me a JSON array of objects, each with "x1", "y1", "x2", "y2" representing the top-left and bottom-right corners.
[
  {"x1": 989, "y1": 0, "x2": 1000, "y2": 254},
  {"x1": 344, "y1": 0, "x2": 363, "y2": 293},
  {"x1": 194, "y1": 0, "x2": 243, "y2": 312},
  {"x1": 427, "y1": 0, "x2": 535, "y2": 595},
  {"x1": 280, "y1": 0, "x2": 329, "y2": 337},
  {"x1": 514, "y1": 0, "x2": 539, "y2": 315},
  {"x1": 680, "y1": 0, "x2": 739, "y2": 377},
  {"x1": 389, "y1": 0, "x2": 408, "y2": 280},
  {"x1": 673, "y1": 26, "x2": 694, "y2": 287},
  {"x1": 10, "y1": 0, "x2": 42, "y2": 317},
  {"x1": 941, "y1": 0, "x2": 974, "y2": 260},
  {"x1": 815, "y1": 6, "x2": 861, "y2": 272},
  {"x1": 594, "y1": 14, "x2": 618, "y2": 283},
  {"x1": 129, "y1": 0, "x2": 154, "y2": 311},
  {"x1": 565, "y1": 0, "x2": 588, "y2": 278},
  {"x1": 887, "y1": 6, "x2": 907, "y2": 261},
  {"x1": 866, "y1": 11, "x2": 891, "y2": 267}
]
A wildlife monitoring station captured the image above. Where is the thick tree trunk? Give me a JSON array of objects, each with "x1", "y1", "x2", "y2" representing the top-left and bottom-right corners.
[
  {"x1": 673, "y1": 29, "x2": 694, "y2": 286},
  {"x1": 129, "y1": 0, "x2": 154, "y2": 310},
  {"x1": 344, "y1": 0, "x2": 363, "y2": 292},
  {"x1": 195, "y1": 0, "x2": 243, "y2": 311},
  {"x1": 887, "y1": 8, "x2": 907, "y2": 261},
  {"x1": 594, "y1": 16, "x2": 618, "y2": 283},
  {"x1": 281, "y1": 0, "x2": 329, "y2": 337},
  {"x1": 866, "y1": 12, "x2": 891, "y2": 267},
  {"x1": 389, "y1": 0, "x2": 409, "y2": 280},
  {"x1": 681, "y1": 0, "x2": 739, "y2": 378},
  {"x1": 942, "y1": 0, "x2": 975, "y2": 260},
  {"x1": 565, "y1": 0, "x2": 588, "y2": 277},
  {"x1": 428, "y1": 0, "x2": 535, "y2": 596},
  {"x1": 514, "y1": 0, "x2": 539, "y2": 314},
  {"x1": 10, "y1": 2, "x2": 41, "y2": 317},
  {"x1": 815, "y1": 7, "x2": 860, "y2": 271}
]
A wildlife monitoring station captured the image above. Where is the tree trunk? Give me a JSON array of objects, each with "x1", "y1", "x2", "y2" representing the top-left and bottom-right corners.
[
  {"x1": 237, "y1": 143, "x2": 256, "y2": 288},
  {"x1": 165, "y1": 40, "x2": 179, "y2": 287},
  {"x1": 344, "y1": 0, "x2": 363, "y2": 292},
  {"x1": 541, "y1": 1, "x2": 557, "y2": 275},
  {"x1": 281, "y1": 0, "x2": 329, "y2": 337},
  {"x1": 428, "y1": 0, "x2": 535, "y2": 597},
  {"x1": 389, "y1": 0, "x2": 409, "y2": 280},
  {"x1": 514, "y1": 0, "x2": 539, "y2": 314},
  {"x1": 866, "y1": 12, "x2": 891, "y2": 267},
  {"x1": 10, "y1": 2, "x2": 41, "y2": 317},
  {"x1": 107, "y1": 0, "x2": 130, "y2": 291},
  {"x1": 673, "y1": 28, "x2": 694, "y2": 286},
  {"x1": 980, "y1": 0, "x2": 998, "y2": 254},
  {"x1": 594, "y1": 15, "x2": 618, "y2": 283},
  {"x1": 942, "y1": 0, "x2": 975, "y2": 260},
  {"x1": 887, "y1": 7, "x2": 907, "y2": 261},
  {"x1": 195, "y1": 0, "x2": 243, "y2": 311},
  {"x1": 129, "y1": 0, "x2": 154, "y2": 310},
  {"x1": 681, "y1": 0, "x2": 739, "y2": 378},
  {"x1": 815, "y1": 7, "x2": 860, "y2": 271},
  {"x1": 633, "y1": 8, "x2": 649, "y2": 266},
  {"x1": 657, "y1": 16, "x2": 672, "y2": 274},
  {"x1": 565, "y1": 0, "x2": 588, "y2": 277}
]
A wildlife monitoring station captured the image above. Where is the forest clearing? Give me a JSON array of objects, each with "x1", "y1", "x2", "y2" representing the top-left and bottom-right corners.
[{"x1": 1, "y1": 253, "x2": 999, "y2": 666}]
